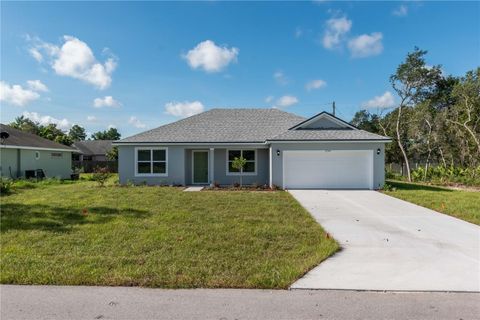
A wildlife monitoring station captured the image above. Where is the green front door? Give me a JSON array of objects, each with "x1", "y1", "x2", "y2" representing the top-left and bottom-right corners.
[{"x1": 193, "y1": 151, "x2": 209, "y2": 184}]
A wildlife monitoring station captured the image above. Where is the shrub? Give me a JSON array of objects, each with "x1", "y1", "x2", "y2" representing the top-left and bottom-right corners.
[
  {"x1": 233, "y1": 182, "x2": 240, "y2": 188},
  {"x1": 382, "y1": 182, "x2": 396, "y2": 192},
  {"x1": 91, "y1": 166, "x2": 112, "y2": 187},
  {"x1": 408, "y1": 165, "x2": 480, "y2": 186},
  {"x1": 0, "y1": 178, "x2": 13, "y2": 195}
]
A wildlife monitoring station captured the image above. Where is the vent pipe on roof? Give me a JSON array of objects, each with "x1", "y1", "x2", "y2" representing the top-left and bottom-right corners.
[
  {"x1": 0, "y1": 131, "x2": 9, "y2": 144},
  {"x1": 332, "y1": 101, "x2": 336, "y2": 116}
]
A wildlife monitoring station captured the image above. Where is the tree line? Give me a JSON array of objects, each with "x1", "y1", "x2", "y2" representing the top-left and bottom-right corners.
[
  {"x1": 351, "y1": 48, "x2": 479, "y2": 182},
  {"x1": 8, "y1": 116, "x2": 121, "y2": 146}
]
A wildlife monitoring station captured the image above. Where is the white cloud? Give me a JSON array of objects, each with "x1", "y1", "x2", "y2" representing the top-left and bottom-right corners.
[
  {"x1": 393, "y1": 5, "x2": 408, "y2": 17},
  {"x1": 128, "y1": 116, "x2": 146, "y2": 129},
  {"x1": 22, "y1": 111, "x2": 71, "y2": 130},
  {"x1": 0, "y1": 81, "x2": 40, "y2": 107},
  {"x1": 273, "y1": 71, "x2": 288, "y2": 85},
  {"x1": 295, "y1": 27, "x2": 303, "y2": 38},
  {"x1": 93, "y1": 96, "x2": 121, "y2": 108},
  {"x1": 306, "y1": 79, "x2": 327, "y2": 91},
  {"x1": 107, "y1": 124, "x2": 116, "y2": 130},
  {"x1": 322, "y1": 16, "x2": 352, "y2": 49},
  {"x1": 28, "y1": 35, "x2": 117, "y2": 89},
  {"x1": 348, "y1": 32, "x2": 383, "y2": 58},
  {"x1": 29, "y1": 48, "x2": 43, "y2": 62},
  {"x1": 165, "y1": 101, "x2": 205, "y2": 118},
  {"x1": 274, "y1": 95, "x2": 299, "y2": 108},
  {"x1": 27, "y1": 80, "x2": 48, "y2": 92},
  {"x1": 265, "y1": 95, "x2": 274, "y2": 103},
  {"x1": 183, "y1": 40, "x2": 238, "y2": 73},
  {"x1": 361, "y1": 91, "x2": 396, "y2": 109},
  {"x1": 86, "y1": 115, "x2": 97, "y2": 122}
]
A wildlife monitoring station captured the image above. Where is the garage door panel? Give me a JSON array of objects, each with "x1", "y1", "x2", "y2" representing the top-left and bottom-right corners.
[{"x1": 283, "y1": 150, "x2": 373, "y2": 189}]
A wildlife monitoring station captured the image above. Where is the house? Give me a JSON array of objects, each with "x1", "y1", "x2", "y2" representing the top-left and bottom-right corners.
[
  {"x1": 0, "y1": 124, "x2": 76, "y2": 179},
  {"x1": 72, "y1": 140, "x2": 114, "y2": 161},
  {"x1": 114, "y1": 109, "x2": 391, "y2": 189}
]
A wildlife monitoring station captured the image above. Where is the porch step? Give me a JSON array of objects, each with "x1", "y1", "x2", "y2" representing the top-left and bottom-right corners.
[{"x1": 183, "y1": 186, "x2": 204, "y2": 192}]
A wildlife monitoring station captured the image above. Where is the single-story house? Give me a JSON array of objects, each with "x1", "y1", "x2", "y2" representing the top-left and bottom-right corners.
[
  {"x1": 72, "y1": 140, "x2": 114, "y2": 161},
  {"x1": 0, "y1": 124, "x2": 76, "y2": 179},
  {"x1": 114, "y1": 109, "x2": 391, "y2": 189}
]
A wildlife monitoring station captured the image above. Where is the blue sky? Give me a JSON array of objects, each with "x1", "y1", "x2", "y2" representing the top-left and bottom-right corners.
[{"x1": 1, "y1": 1, "x2": 479, "y2": 138}]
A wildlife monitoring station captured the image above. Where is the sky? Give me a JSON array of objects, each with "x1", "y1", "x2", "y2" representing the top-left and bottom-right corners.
[{"x1": 1, "y1": 1, "x2": 479, "y2": 138}]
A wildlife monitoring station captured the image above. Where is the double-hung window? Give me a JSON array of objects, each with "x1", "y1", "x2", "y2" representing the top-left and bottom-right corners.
[
  {"x1": 227, "y1": 149, "x2": 256, "y2": 175},
  {"x1": 135, "y1": 148, "x2": 167, "y2": 176}
]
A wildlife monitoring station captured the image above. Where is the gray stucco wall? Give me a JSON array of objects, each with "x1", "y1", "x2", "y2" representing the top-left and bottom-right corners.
[
  {"x1": 118, "y1": 145, "x2": 269, "y2": 186},
  {"x1": 270, "y1": 142, "x2": 386, "y2": 189},
  {"x1": 118, "y1": 145, "x2": 185, "y2": 185},
  {"x1": 0, "y1": 148, "x2": 18, "y2": 178},
  {"x1": 302, "y1": 117, "x2": 345, "y2": 129},
  {"x1": 0, "y1": 148, "x2": 72, "y2": 179}
]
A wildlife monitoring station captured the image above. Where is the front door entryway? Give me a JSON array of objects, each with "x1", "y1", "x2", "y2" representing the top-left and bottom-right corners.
[{"x1": 193, "y1": 151, "x2": 209, "y2": 184}]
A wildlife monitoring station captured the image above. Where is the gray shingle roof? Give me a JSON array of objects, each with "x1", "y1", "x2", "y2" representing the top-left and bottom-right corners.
[
  {"x1": 118, "y1": 108, "x2": 306, "y2": 143},
  {"x1": 73, "y1": 140, "x2": 114, "y2": 155},
  {"x1": 0, "y1": 124, "x2": 77, "y2": 150},
  {"x1": 267, "y1": 129, "x2": 391, "y2": 141},
  {"x1": 117, "y1": 108, "x2": 391, "y2": 144}
]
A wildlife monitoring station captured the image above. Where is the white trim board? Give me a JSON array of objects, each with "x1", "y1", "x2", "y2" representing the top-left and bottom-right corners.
[{"x1": 0, "y1": 145, "x2": 75, "y2": 152}]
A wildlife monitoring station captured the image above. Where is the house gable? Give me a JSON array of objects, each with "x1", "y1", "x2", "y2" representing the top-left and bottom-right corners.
[{"x1": 289, "y1": 112, "x2": 357, "y2": 130}]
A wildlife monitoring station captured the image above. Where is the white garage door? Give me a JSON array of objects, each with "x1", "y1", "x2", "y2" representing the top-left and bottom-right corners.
[{"x1": 283, "y1": 150, "x2": 373, "y2": 189}]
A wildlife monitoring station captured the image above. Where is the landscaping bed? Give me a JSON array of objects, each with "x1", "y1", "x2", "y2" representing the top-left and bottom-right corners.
[{"x1": 0, "y1": 179, "x2": 338, "y2": 288}]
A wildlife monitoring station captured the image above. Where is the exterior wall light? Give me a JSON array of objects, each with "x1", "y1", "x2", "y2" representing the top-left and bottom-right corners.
[
  {"x1": 377, "y1": 148, "x2": 381, "y2": 155},
  {"x1": 276, "y1": 149, "x2": 281, "y2": 156}
]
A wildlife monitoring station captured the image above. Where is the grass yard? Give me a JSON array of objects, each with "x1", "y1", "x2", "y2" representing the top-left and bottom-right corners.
[
  {"x1": 384, "y1": 180, "x2": 480, "y2": 225},
  {"x1": 0, "y1": 179, "x2": 338, "y2": 289}
]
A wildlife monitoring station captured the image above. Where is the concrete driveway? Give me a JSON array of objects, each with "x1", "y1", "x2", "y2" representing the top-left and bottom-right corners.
[{"x1": 289, "y1": 190, "x2": 480, "y2": 292}]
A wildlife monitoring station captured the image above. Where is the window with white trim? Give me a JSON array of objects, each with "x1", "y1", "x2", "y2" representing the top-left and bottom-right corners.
[
  {"x1": 136, "y1": 148, "x2": 167, "y2": 175},
  {"x1": 227, "y1": 150, "x2": 256, "y2": 174}
]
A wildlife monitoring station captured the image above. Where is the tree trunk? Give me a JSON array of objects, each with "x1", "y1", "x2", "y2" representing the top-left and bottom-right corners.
[
  {"x1": 438, "y1": 147, "x2": 447, "y2": 167},
  {"x1": 396, "y1": 104, "x2": 412, "y2": 181},
  {"x1": 424, "y1": 119, "x2": 433, "y2": 181}
]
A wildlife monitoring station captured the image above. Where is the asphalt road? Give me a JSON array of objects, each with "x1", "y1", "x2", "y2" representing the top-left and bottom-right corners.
[{"x1": 1, "y1": 285, "x2": 479, "y2": 320}]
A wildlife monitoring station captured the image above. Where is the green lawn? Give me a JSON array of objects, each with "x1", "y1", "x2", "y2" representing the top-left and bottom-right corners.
[
  {"x1": 0, "y1": 180, "x2": 338, "y2": 289},
  {"x1": 384, "y1": 180, "x2": 480, "y2": 225}
]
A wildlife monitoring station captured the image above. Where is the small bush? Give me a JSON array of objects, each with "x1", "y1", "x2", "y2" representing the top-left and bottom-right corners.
[
  {"x1": 0, "y1": 178, "x2": 13, "y2": 195},
  {"x1": 382, "y1": 183, "x2": 396, "y2": 192},
  {"x1": 233, "y1": 182, "x2": 240, "y2": 188},
  {"x1": 91, "y1": 166, "x2": 112, "y2": 187}
]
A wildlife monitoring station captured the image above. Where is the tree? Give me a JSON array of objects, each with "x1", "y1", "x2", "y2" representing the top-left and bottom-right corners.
[
  {"x1": 231, "y1": 156, "x2": 247, "y2": 188},
  {"x1": 9, "y1": 117, "x2": 73, "y2": 146},
  {"x1": 68, "y1": 124, "x2": 87, "y2": 141},
  {"x1": 447, "y1": 68, "x2": 480, "y2": 159},
  {"x1": 106, "y1": 146, "x2": 118, "y2": 161},
  {"x1": 91, "y1": 127, "x2": 121, "y2": 140},
  {"x1": 389, "y1": 48, "x2": 442, "y2": 181},
  {"x1": 9, "y1": 116, "x2": 39, "y2": 135},
  {"x1": 351, "y1": 110, "x2": 380, "y2": 133}
]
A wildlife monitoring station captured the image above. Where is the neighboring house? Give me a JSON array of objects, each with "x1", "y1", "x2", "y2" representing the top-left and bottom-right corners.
[
  {"x1": 0, "y1": 124, "x2": 76, "y2": 179},
  {"x1": 72, "y1": 140, "x2": 114, "y2": 161},
  {"x1": 114, "y1": 109, "x2": 391, "y2": 189}
]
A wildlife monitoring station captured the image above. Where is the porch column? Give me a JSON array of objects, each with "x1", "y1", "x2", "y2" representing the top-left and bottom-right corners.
[
  {"x1": 209, "y1": 148, "x2": 214, "y2": 186},
  {"x1": 269, "y1": 146, "x2": 273, "y2": 188}
]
